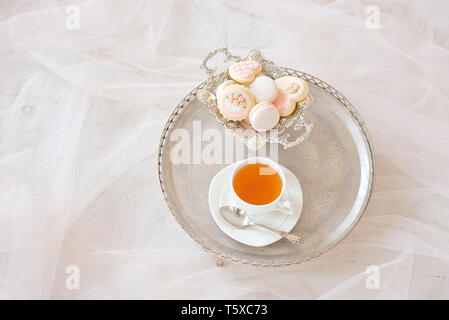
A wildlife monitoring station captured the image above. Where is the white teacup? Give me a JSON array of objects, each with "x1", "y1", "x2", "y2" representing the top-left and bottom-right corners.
[{"x1": 230, "y1": 157, "x2": 294, "y2": 217}]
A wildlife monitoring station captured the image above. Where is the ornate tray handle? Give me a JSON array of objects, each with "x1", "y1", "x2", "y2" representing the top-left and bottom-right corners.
[
  {"x1": 198, "y1": 48, "x2": 313, "y2": 150},
  {"x1": 278, "y1": 96, "x2": 314, "y2": 150},
  {"x1": 200, "y1": 47, "x2": 241, "y2": 80}
]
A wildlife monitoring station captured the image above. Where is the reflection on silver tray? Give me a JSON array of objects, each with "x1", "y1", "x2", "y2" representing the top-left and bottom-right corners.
[{"x1": 158, "y1": 59, "x2": 375, "y2": 267}]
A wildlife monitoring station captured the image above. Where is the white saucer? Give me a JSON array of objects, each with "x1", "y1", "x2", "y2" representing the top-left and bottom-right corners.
[{"x1": 208, "y1": 162, "x2": 303, "y2": 247}]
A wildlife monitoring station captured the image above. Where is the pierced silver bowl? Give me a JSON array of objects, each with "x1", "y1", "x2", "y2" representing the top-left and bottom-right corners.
[{"x1": 197, "y1": 48, "x2": 313, "y2": 150}]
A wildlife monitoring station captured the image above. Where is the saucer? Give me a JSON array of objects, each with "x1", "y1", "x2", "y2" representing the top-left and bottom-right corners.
[{"x1": 208, "y1": 162, "x2": 303, "y2": 247}]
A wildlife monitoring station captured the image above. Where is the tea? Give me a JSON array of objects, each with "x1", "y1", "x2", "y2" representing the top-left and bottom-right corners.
[{"x1": 233, "y1": 163, "x2": 282, "y2": 205}]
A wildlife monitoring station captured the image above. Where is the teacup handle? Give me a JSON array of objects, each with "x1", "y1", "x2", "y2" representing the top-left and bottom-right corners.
[{"x1": 276, "y1": 199, "x2": 294, "y2": 215}]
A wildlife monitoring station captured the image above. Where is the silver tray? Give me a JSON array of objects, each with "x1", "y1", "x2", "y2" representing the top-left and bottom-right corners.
[{"x1": 158, "y1": 62, "x2": 375, "y2": 267}]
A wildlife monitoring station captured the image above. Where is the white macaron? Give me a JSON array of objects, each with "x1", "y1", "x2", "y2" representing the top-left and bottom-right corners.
[
  {"x1": 249, "y1": 102, "x2": 280, "y2": 132},
  {"x1": 249, "y1": 76, "x2": 278, "y2": 103}
]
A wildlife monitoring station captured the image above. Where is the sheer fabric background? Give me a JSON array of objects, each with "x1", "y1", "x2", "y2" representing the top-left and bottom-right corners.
[{"x1": 0, "y1": 0, "x2": 448, "y2": 299}]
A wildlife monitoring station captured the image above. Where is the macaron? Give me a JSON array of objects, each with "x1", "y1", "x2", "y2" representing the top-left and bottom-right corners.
[
  {"x1": 217, "y1": 84, "x2": 255, "y2": 121},
  {"x1": 273, "y1": 76, "x2": 309, "y2": 117},
  {"x1": 249, "y1": 102, "x2": 280, "y2": 132},
  {"x1": 249, "y1": 76, "x2": 278, "y2": 103},
  {"x1": 216, "y1": 79, "x2": 236, "y2": 102}
]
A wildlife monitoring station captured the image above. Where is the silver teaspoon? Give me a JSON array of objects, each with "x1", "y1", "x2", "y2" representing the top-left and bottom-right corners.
[{"x1": 219, "y1": 206, "x2": 303, "y2": 246}]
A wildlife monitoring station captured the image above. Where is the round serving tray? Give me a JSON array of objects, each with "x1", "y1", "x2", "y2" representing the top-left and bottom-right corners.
[{"x1": 158, "y1": 67, "x2": 374, "y2": 267}]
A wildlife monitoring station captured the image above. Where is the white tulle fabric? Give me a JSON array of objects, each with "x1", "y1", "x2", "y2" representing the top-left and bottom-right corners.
[{"x1": 1, "y1": 0, "x2": 448, "y2": 299}]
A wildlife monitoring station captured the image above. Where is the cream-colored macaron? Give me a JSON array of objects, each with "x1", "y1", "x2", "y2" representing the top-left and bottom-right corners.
[
  {"x1": 249, "y1": 102, "x2": 280, "y2": 132},
  {"x1": 249, "y1": 76, "x2": 278, "y2": 103}
]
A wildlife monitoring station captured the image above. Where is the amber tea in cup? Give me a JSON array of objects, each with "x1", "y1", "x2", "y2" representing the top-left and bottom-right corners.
[{"x1": 232, "y1": 163, "x2": 283, "y2": 205}]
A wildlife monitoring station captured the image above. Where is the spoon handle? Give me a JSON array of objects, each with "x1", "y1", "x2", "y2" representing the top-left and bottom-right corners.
[{"x1": 256, "y1": 223, "x2": 303, "y2": 246}]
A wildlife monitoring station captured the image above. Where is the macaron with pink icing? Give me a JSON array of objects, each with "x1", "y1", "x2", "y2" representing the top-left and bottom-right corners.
[
  {"x1": 218, "y1": 84, "x2": 255, "y2": 121},
  {"x1": 273, "y1": 76, "x2": 309, "y2": 117},
  {"x1": 228, "y1": 60, "x2": 262, "y2": 84},
  {"x1": 249, "y1": 102, "x2": 280, "y2": 132},
  {"x1": 216, "y1": 79, "x2": 236, "y2": 102}
]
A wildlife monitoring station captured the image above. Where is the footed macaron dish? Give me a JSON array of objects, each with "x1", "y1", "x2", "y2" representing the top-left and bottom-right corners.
[{"x1": 158, "y1": 48, "x2": 375, "y2": 266}]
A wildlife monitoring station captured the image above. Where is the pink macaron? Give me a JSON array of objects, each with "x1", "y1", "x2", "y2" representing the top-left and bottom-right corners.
[
  {"x1": 273, "y1": 76, "x2": 309, "y2": 117},
  {"x1": 249, "y1": 102, "x2": 280, "y2": 132},
  {"x1": 217, "y1": 84, "x2": 255, "y2": 121}
]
